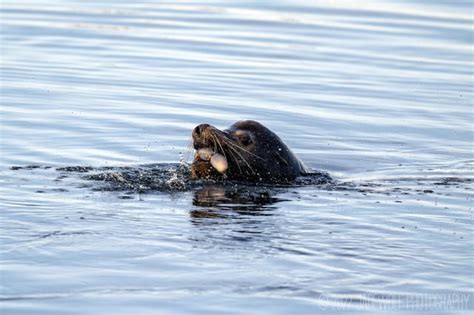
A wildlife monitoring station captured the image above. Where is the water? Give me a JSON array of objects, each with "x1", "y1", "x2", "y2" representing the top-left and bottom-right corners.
[{"x1": 1, "y1": 1, "x2": 473, "y2": 314}]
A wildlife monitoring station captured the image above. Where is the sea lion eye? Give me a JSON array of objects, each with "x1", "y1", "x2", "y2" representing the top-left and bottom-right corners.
[
  {"x1": 241, "y1": 137, "x2": 252, "y2": 146},
  {"x1": 235, "y1": 130, "x2": 253, "y2": 146},
  {"x1": 238, "y1": 134, "x2": 253, "y2": 146}
]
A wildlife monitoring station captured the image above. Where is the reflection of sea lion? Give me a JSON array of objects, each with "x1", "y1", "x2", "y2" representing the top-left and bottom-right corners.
[
  {"x1": 192, "y1": 185, "x2": 280, "y2": 208},
  {"x1": 190, "y1": 184, "x2": 282, "y2": 220},
  {"x1": 191, "y1": 120, "x2": 309, "y2": 183}
]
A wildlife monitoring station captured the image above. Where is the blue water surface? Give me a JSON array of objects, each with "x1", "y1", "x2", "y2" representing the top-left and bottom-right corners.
[{"x1": 0, "y1": 1, "x2": 473, "y2": 314}]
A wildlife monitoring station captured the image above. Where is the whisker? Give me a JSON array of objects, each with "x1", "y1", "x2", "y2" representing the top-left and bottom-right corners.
[
  {"x1": 210, "y1": 131, "x2": 244, "y2": 174},
  {"x1": 203, "y1": 127, "x2": 259, "y2": 176},
  {"x1": 221, "y1": 137, "x2": 265, "y2": 161},
  {"x1": 213, "y1": 131, "x2": 259, "y2": 175},
  {"x1": 225, "y1": 144, "x2": 244, "y2": 174},
  {"x1": 226, "y1": 143, "x2": 255, "y2": 175},
  {"x1": 224, "y1": 142, "x2": 243, "y2": 174},
  {"x1": 211, "y1": 133, "x2": 226, "y2": 158}
]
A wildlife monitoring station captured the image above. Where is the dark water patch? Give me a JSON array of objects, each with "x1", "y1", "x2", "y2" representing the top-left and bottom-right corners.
[
  {"x1": 51, "y1": 188, "x2": 69, "y2": 192},
  {"x1": 81, "y1": 163, "x2": 193, "y2": 192},
  {"x1": 55, "y1": 163, "x2": 333, "y2": 193},
  {"x1": 434, "y1": 177, "x2": 472, "y2": 186},
  {"x1": 35, "y1": 188, "x2": 69, "y2": 193},
  {"x1": 10, "y1": 163, "x2": 473, "y2": 199},
  {"x1": 118, "y1": 195, "x2": 135, "y2": 200},
  {"x1": 34, "y1": 230, "x2": 95, "y2": 239},
  {"x1": 54, "y1": 175, "x2": 68, "y2": 181},
  {"x1": 10, "y1": 165, "x2": 43, "y2": 170},
  {"x1": 56, "y1": 166, "x2": 95, "y2": 172}
]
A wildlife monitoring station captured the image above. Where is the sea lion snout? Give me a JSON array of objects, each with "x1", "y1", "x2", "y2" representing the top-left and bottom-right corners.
[
  {"x1": 192, "y1": 123, "x2": 213, "y2": 149},
  {"x1": 191, "y1": 123, "x2": 230, "y2": 178}
]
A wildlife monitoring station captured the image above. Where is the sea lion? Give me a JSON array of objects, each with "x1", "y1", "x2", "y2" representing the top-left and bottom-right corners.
[{"x1": 191, "y1": 120, "x2": 309, "y2": 183}]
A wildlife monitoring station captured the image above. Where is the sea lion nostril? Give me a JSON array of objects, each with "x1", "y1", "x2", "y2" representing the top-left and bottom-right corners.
[{"x1": 193, "y1": 124, "x2": 210, "y2": 137}]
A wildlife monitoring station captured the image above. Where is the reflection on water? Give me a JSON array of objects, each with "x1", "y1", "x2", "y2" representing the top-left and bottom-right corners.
[
  {"x1": 192, "y1": 185, "x2": 282, "y2": 210},
  {"x1": 1, "y1": 0, "x2": 473, "y2": 314}
]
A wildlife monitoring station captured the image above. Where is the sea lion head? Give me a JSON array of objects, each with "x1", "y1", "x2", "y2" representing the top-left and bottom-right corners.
[{"x1": 191, "y1": 120, "x2": 308, "y2": 182}]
